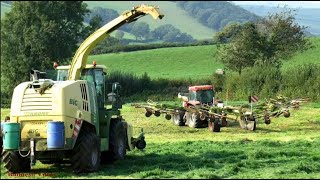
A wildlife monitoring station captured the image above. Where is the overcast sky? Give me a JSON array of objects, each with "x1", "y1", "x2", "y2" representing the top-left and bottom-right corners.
[{"x1": 231, "y1": 1, "x2": 320, "y2": 8}]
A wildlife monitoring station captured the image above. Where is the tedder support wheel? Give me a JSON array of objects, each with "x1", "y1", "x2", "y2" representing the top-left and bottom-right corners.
[
  {"x1": 208, "y1": 118, "x2": 221, "y2": 132},
  {"x1": 101, "y1": 119, "x2": 127, "y2": 164},
  {"x1": 248, "y1": 116, "x2": 256, "y2": 131},
  {"x1": 2, "y1": 150, "x2": 31, "y2": 173},
  {"x1": 71, "y1": 132, "x2": 101, "y2": 173},
  {"x1": 173, "y1": 111, "x2": 185, "y2": 126}
]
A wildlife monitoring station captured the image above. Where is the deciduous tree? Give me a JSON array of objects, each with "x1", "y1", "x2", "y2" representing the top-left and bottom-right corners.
[
  {"x1": 1, "y1": 1, "x2": 89, "y2": 99},
  {"x1": 215, "y1": 8, "x2": 312, "y2": 74}
]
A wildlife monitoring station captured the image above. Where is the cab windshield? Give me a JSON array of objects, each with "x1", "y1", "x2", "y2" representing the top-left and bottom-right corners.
[{"x1": 189, "y1": 90, "x2": 214, "y2": 103}]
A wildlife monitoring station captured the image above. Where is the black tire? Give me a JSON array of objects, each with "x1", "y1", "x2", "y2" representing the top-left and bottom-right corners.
[
  {"x1": 173, "y1": 111, "x2": 185, "y2": 126},
  {"x1": 165, "y1": 114, "x2": 172, "y2": 120},
  {"x1": 136, "y1": 139, "x2": 146, "y2": 150},
  {"x1": 71, "y1": 132, "x2": 101, "y2": 173},
  {"x1": 154, "y1": 111, "x2": 161, "y2": 117},
  {"x1": 221, "y1": 113, "x2": 228, "y2": 127},
  {"x1": 246, "y1": 118, "x2": 256, "y2": 131},
  {"x1": 208, "y1": 118, "x2": 221, "y2": 132},
  {"x1": 101, "y1": 119, "x2": 127, "y2": 163},
  {"x1": 214, "y1": 119, "x2": 221, "y2": 132},
  {"x1": 221, "y1": 118, "x2": 228, "y2": 127},
  {"x1": 145, "y1": 111, "x2": 152, "y2": 117},
  {"x1": 188, "y1": 112, "x2": 201, "y2": 128},
  {"x1": 283, "y1": 111, "x2": 290, "y2": 118},
  {"x1": 2, "y1": 151, "x2": 31, "y2": 173}
]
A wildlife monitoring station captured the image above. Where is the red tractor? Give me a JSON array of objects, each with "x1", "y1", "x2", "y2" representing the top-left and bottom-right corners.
[{"x1": 173, "y1": 85, "x2": 226, "y2": 131}]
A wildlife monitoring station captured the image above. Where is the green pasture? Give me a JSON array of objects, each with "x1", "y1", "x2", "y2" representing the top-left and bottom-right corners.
[
  {"x1": 90, "y1": 45, "x2": 223, "y2": 80},
  {"x1": 89, "y1": 37, "x2": 320, "y2": 80},
  {"x1": 1, "y1": 102, "x2": 320, "y2": 179},
  {"x1": 281, "y1": 37, "x2": 320, "y2": 71}
]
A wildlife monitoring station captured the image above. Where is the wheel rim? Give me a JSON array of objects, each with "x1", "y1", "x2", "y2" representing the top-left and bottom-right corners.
[
  {"x1": 191, "y1": 113, "x2": 197, "y2": 122},
  {"x1": 173, "y1": 114, "x2": 180, "y2": 123}
]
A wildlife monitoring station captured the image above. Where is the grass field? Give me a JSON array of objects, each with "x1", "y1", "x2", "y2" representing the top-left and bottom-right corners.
[
  {"x1": 90, "y1": 45, "x2": 224, "y2": 80},
  {"x1": 1, "y1": 102, "x2": 320, "y2": 179},
  {"x1": 89, "y1": 37, "x2": 320, "y2": 80},
  {"x1": 281, "y1": 38, "x2": 320, "y2": 71}
]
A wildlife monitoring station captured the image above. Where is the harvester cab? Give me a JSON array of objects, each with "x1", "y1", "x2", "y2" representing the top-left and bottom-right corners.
[{"x1": 2, "y1": 4, "x2": 163, "y2": 174}]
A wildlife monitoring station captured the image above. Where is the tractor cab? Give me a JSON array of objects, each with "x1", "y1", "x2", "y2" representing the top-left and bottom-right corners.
[
  {"x1": 188, "y1": 85, "x2": 214, "y2": 106},
  {"x1": 178, "y1": 85, "x2": 215, "y2": 107}
]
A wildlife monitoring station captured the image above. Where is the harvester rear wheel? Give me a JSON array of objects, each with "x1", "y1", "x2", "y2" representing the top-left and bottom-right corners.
[
  {"x1": 2, "y1": 151, "x2": 31, "y2": 173},
  {"x1": 173, "y1": 111, "x2": 185, "y2": 126},
  {"x1": 71, "y1": 132, "x2": 101, "y2": 173},
  {"x1": 101, "y1": 119, "x2": 127, "y2": 163}
]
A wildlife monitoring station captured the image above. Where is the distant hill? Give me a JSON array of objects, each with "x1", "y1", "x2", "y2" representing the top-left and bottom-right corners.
[{"x1": 239, "y1": 5, "x2": 320, "y2": 36}]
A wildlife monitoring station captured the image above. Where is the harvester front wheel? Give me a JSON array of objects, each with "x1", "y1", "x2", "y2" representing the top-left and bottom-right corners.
[
  {"x1": 71, "y1": 132, "x2": 101, "y2": 173},
  {"x1": 2, "y1": 151, "x2": 31, "y2": 173},
  {"x1": 105, "y1": 120, "x2": 127, "y2": 162},
  {"x1": 173, "y1": 111, "x2": 185, "y2": 126}
]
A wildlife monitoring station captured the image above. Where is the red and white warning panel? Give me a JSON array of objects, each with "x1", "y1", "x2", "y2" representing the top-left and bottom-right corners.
[
  {"x1": 251, "y1": 95, "x2": 259, "y2": 103},
  {"x1": 248, "y1": 95, "x2": 259, "y2": 103}
]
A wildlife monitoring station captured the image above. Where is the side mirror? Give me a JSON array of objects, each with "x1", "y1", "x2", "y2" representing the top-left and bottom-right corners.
[{"x1": 112, "y1": 82, "x2": 121, "y2": 95}]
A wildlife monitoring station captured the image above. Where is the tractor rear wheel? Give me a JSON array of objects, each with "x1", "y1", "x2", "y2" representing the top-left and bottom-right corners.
[
  {"x1": 173, "y1": 111, "x2": 185, "y2": 126},
  {"x1": 188, "y1": 112, "x2": 201, "y2": 128},
  {"x1": 71, "y1": 132, "x2": 101, "y2": 173},
  {"x1": 2, "y1": 151, "x2": 31, "y2": 173},
  {"x1": 101, "y1": 119, "x2": 127, "y2": 163}
]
